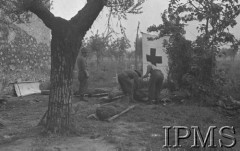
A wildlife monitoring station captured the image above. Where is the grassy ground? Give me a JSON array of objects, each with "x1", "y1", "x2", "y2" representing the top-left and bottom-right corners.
[{"x1": 0, "y1": 94, "x2": 240, "y2": 151}]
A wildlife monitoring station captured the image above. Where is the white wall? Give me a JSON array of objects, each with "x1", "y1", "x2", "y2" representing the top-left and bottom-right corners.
[{"x1": 142, "y1": 32, "x2": 169, "y2": 80}]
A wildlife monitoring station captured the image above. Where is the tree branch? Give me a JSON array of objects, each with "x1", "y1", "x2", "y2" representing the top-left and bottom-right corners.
[
  {"x1": 188, "y1": 0, "x2": 204, "y2": 13},
  {"x1": 24, "y1": 0, "x2": 55, "y2": 29},
  {"x1": 70, "y1": 0, "x2": 105, "y2": 34},
  {"x1": 104, "y1": 6, "x2": 113, "y2": 35}
]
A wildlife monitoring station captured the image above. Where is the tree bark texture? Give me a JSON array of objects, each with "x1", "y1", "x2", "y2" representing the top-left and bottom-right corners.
[
  {"x1": 46, "y1": 22, "x2": 81, "y2": 132},
  {"x1": 25, "y1": 0, "x2": 105, "y2": 133}
]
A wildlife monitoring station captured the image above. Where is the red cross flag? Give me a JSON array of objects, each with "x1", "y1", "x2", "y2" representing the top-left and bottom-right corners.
[{"x1": 141, "y1": 32, "x2": 169, "y2": 81}]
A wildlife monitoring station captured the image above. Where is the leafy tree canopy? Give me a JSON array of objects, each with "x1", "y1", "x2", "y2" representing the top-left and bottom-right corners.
[
  {"x1": 0, "y1": 0, "x2": 49, "y2": 23},
  {"x1": 0, "y1": 0, "x2": 144, "y2": 24},
  {"x1": 149, "y1": 0, "x2": 240, "y2": 49},
  {"x1": 177, "y1": 0, "x2": 239, "y2": 47}
]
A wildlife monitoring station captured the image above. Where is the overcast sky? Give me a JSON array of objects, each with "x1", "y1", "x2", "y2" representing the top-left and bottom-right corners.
[{"x1": 51, "y1": 0, "x2": 240, "y2": 49}]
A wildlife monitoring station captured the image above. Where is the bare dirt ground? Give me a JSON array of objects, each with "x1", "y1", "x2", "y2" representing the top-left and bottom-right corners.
[{"x1": 0, "y1": 93, "x2": 240, "y2": 151}]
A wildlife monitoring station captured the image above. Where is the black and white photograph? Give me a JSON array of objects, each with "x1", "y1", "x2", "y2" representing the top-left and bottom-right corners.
[{"x1": 0, "y1": 0, "x2": 240, "y2": 150}]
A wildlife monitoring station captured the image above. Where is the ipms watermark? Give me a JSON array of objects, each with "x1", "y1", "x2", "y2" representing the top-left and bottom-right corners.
[{"x1": 163, "y1": 126, "x2": 236, "y2": 148}]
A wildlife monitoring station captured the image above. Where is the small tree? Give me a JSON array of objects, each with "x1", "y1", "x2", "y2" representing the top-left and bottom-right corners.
[
  {"x1": 112, "y1": 37, "x2": 130, "y2": 62},
  {"x1": 86, "y1": 31, "x2": 109, "y2": 69},
  {"x1": 126, "y1": 51, "x2": 134, "y2": 62}
]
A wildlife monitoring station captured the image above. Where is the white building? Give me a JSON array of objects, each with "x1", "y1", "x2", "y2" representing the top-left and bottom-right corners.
[{"x1": 141, "y1": 32, "x2": 169, "y2": 80}]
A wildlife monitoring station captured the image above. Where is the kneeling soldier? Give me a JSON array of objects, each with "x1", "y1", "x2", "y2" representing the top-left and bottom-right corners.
[{"x1": 118, "y1": 70, "x2": 141, "y2": 102}]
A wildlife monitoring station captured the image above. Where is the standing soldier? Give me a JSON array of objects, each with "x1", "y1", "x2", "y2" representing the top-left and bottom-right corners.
[{"x1": 77, "y1": 47, "x2": 89, "y2": 101}]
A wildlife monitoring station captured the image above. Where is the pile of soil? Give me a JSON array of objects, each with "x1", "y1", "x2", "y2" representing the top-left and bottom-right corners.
[{"x1": 96, "y1": 103, "x2": 126, "y2": 121}]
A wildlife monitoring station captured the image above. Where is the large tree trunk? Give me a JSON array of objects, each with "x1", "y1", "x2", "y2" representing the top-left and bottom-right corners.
[
  {"x1": 24, "y1": 0, "x2": 105, "y2": 133},
  {"x1": 46, "y1": 28, "x2": 80, "y2": 132}
]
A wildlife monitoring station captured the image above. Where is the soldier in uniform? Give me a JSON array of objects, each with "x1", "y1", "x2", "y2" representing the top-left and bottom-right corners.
[
  {"x1": 142, "y1": 61, "x2": 164, "y2": 103},
  {"x1": 118, "y1": 70, "x2": 141, "y2": 102},
  {"x1": 77, "y1": 47, "x2": 89, "y2": 101}
]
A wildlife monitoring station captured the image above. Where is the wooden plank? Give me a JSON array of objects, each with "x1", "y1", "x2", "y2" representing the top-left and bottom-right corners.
[
  {"x1": 74, "y1": 93, "x2": 109, "y2": 97},
  {"x1": 107, "y1": 105, "x2": 136, "y2": 122}
]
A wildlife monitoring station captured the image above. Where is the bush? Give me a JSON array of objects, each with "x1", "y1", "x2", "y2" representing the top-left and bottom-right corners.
[
  {"x1": 216, "y1": 59, "x2": 240, "y2": 99},
  {"x1": 166, "y1": 36, "x2": 192, "y2": 88}
]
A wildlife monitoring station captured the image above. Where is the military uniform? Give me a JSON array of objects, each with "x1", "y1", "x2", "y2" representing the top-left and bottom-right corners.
[
  {"x1": 142, "y1": 63, "x2": 164, "y2": 102},
  {"x1": 118, "y1": 70, "x2": 141, "y2": 102},
  {"x1": 77, "y1": 52, "x2": 89, "y2": 96}
]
